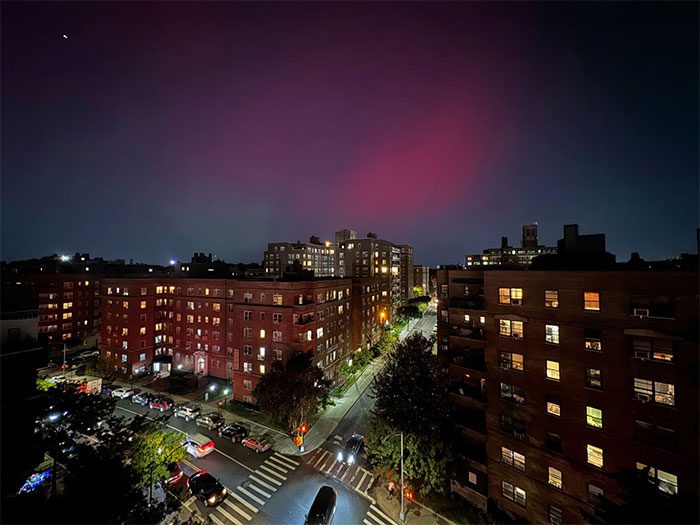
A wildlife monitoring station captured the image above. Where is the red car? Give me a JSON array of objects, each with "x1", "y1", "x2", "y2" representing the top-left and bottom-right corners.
[{"x1": 149, "y1": 397, "x2": 174, "y2": 412}]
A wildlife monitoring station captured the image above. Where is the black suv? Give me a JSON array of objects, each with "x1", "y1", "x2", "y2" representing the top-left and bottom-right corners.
[
  {"x1": 131, "y1": 392, "x2": 154, "y2": 406},
  {"x1": 219, "y1": 423, "x2": 249, "y2": 442},
  {"x1": 305, "y1": 485, "x2": 337, "y2": 525},
  {"x1": 188, "y1": 471, "x2": 227, "y2": 507},
  {"x1": 338, "y1": 434, "x2": 364, "y2": 465}
]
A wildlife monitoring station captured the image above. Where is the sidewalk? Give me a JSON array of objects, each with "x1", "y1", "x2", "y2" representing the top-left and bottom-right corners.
[{"x1": 369, "y1": 484, "x2": 459, "y2": 525}]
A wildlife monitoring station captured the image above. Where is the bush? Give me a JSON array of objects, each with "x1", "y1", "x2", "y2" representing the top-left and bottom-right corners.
[{"x1": 168, "y1": 371, "x2": 197, "y2": 395}]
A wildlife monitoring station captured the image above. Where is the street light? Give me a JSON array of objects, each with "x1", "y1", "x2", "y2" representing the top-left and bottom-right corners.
[
  {"x1": 382, "y1": 432, "x2": 406, "y2": 522},
  {"x1": 209, "y1": 384, "x2": 216, "y2": 392}
]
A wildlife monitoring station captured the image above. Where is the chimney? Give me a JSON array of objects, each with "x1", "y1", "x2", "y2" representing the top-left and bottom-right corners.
[{"x1": 501, "y1": 237, "x2": 508, "y2": 250}]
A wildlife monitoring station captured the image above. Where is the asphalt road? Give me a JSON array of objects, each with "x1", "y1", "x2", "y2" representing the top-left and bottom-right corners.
[{"x1": 107, "y1": 306, "x2": 437, "y2": 525}]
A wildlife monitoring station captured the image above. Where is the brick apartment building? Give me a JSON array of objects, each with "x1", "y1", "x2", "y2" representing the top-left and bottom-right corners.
[
  {"x1": 263, "y1": 236, "x2": 336, "y2": 277},
  {"x1": 438, "y1": 267, "x2": 698, "y2": 523},
  {"x1": 99, "y1": 277, "x2": 358, "y2": 402},
  {"x1": 351, "y1": 276, "x2": 384, "y2": 353},
  {"x1": 413, "y1": 265, "x2": 430, "y2": 296}
]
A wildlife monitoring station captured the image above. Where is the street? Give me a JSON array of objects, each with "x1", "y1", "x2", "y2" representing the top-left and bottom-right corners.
[{"x1": 108, "y1": 305, "x2": 437, "y2": 525}]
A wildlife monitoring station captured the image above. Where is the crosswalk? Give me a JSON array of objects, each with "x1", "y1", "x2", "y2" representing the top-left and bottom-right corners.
[
  {"x1": 364, "y1": 503, "x2": 400, "y2": 525},
  {"x1": 183, "y1": 452, "x2": 300, "y2": 525},
  {"x1": 304, "y1": 446, "x2": 375, "y2": 496}
]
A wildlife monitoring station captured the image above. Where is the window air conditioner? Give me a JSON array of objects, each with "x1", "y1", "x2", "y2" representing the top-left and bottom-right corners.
[
  {"x1": 633, "y1": 308, "x2": 650, "y2": 317},
  {"x1": 511, "y1": 299, "x2": 522, "y2": 306}
]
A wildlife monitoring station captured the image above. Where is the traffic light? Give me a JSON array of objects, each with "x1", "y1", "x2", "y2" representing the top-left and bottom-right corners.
[
  {"x1": 300, "y1": 423, "x2": 308, "y2": 434},
  {"x1": 405, "y1": 488, "x2": 414, "y2": 501},
  {"x1": 293, "y1": 436, "x2": 303, "y2": 448}
]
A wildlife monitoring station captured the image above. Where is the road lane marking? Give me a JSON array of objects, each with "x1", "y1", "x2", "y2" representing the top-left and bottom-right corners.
[
  {"x1": 237, "y1": 486, "x2": 266, "y2": 505},
  {"x1": 115, "y1": 405, "x2": 254, "y2": 472},
  {"x1": 340, "y1": 466, "x2": 354, "y2": 482},
  {"x1": 355, "y1": 471, "x2": 369, "y2": 490},
  {"x1": 265, "y1": 456, "x2": 294, "y2": 474},
  {"x1": 183, "y1": 459, "x2": 201, "y2": 471},
  {"x1": 228, "y1": 492, "x2": 258, "y2": 514},
  {"x1": 248, "y1": 483, "x2": 272, "y2": 498},
  {"x1": 208, "y1": 512, "x2": 230, "y2": 525},
  {"x1": 259, "y1": 464, "x2": 286, "y2": 480},
  {"x1": 323, "y1": 459, "x2": 338, "y2": 474},
  {"x1": 272, "y1": 452, "x2": 299, "y2": 467},
  {"x1": 253, "y1": 470, "x2": 282, "y2": 486},
  {"x1": 216, "y1": 504, "x2": 244, "y2": 525},
  {"x1": 369, "y1": 504, "x2": 399, "y2": 525},
  {"x1": 313, "y1": 450, "x2": 330, "y2": 468},
  {"x1": 250, "y1": 474, "x2": 278, "y2": 491},
  {"x1": 318, "y1": 455, "x2": 333, "y2": 471}
]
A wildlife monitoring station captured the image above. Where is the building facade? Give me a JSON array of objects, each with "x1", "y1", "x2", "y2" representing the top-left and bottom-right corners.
[
  {"x1": 413, "y1": 265, "x2": 430, "y2": 296},
  {"x1": 351, "y1": 276, "x2": 384, "y2": 353},
  {"x1": 263, "y1": 237, "x2": 336, "y2": 277},
  {"x1": 399, "y1": 245, "x2": 414, "y2": 303},
  {"x1": 438, "y1": 268, "x2": 698, "y2": 523},
  {"x1": 466, "y1": 224, "x2": 557, "y2": 268},
  {"x1": 99, "y1": 277, "x2": 353, "y2": 401}
]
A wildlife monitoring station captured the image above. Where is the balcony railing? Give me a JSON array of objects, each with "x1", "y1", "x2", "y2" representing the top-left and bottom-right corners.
[
  {"x1": 449, "y1": 326, "x2": 486, "y2": 341},
  {"x1": 449, "y1": 297, "x2": 485, "y2": 310},
  {"x1": 445, "y1": 351, "x2": 486, "y2": 372},
  {"x1": 295, "y1": 315, "x2": 315, "y2": 325},
  {"x1": 450, "y1": 382, "x2": 487, "y2": 403}
]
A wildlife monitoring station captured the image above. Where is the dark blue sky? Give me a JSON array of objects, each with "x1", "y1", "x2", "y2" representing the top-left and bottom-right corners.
[{"x1": 2, "y1": 1, "x2": 697, "y2": 266}]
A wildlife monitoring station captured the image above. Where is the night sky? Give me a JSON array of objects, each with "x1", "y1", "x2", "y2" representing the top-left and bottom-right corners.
[{"x1": 2, "y1": 1, "x2": 697, "y2": 266}]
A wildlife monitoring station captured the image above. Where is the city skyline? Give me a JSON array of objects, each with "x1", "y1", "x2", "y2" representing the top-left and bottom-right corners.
[{"x1": 2, "y1": 2, "x2": 698, "y2": 266}]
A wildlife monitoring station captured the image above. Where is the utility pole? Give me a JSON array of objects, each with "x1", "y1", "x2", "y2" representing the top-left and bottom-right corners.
[
  {"x1": 62, "y1": 343, "x2": 67, "y2": 373},
  {"x1": 399, "y1": 431, "x2": 405, "y2": 522}
]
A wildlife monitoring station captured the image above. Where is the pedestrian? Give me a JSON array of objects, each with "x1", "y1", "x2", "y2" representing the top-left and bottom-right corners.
[{"x1": 388, "y1": 480, "x2": 396, "y2": 499}]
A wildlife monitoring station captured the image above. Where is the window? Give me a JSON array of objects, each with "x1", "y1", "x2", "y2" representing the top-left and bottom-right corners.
[
  {"x1": 121, "y1": 354, "x2": 127, "y2": 362},
  {"x1": 316, "y1": 327, "x2": 324, "y2": 338},
  {"x1": 500, "y1": 383, "x2": 525, "y2": 404},
  {"x1": 244, "y1": 292, "x2": 252, "y2": 303},
  {"x1": 243, "y1": 380, "x2": 252, "y2": 391},
  {"x1": 244, "y1": 311, "x2": 252, "y2": 321},
  {"x1": 499, "y1": 288, "x2": 510, "y2": 304},
  {"x1": 545, "y1": 324, "x2": 560, "y2": 344},
  {"x1": 499, "y1": 319, "x2": 511, "y2": 336},
  {"x1": 259, "y1": 329, "x2": 266, "y2": 339},
  {"x1": 258, "y1": 347, "x2": 266, "y2": 360},
  {"x1": 547, "y1": 432, "x2": 562, "y2": 453},
  {"x1": 274, "y1": 349, "x2": 283, "y2": 361},
  {"x1": 652, "y1": 339, "x2": 673, "y2": 361},
  {"x1": 585, "y1": 329, "x2": 602, "y2": 351},
  {"x1": 501, "y1": 482, "x2": 526, "y2": 507},
  {"x1": 479, "y1": 316, "x2": 485, "y2": 324},
  {"x1": 139, "y1": 327, "x2": 146, "y2": 335},
  {"x1": 140, "y1": 301, "x2": 147, "y2": 309},
  {"x1": 243, "y1": 362, "x2": 252, "y2": 373},
  {"x1": 260, "y1": 312, "x2": 265, "y2": 321},
  {"x1": 499, "y1": 319, "x2": 523, "y2": 337},
  {"x1": 243, "y1": 345, "x2": 252, "y2": 355},
  {"x1": 501, "y1": 447, "x2": 525, "y2": 471},
  {"x1": 547, "y1": 397, "x2": 561, "y2": 416},
  {"x1": 654, "y1": 382, "x2": 675, "y2": 406},
  {"x1": 634, "y1": 377, "x2": 653, "y2": 401},
  {"x1": 548, "y1": 506, "x2": 563, "y2": 525},
  {"x1": 587, "y1": 444, "x2": 604, "y2": 468},
  {"x1": 544, "y1": 290, "x2": 559, "y2": 308},
  {"x1": 244, "y1": 327, "x2": 252, "y2": 338},
  {"x1": 259, "y1": 364, "x2": 265, "y2": 374},
  {"x1": 139, "y1": 353, "x2": 146, "y2": 362},
  {"x1": 499, "y1": 352, "x2": 524, "y2": 371},
  {"x1": 272, "y1": 331, "x2": 282, "y2": 342},
  {"x1": 546, "y1": 360, "x2": 560, "y2": 381},
  {"x1": 213, "y1": 303, "x2": 221, "y2": 312},
  {"x1": 588, "y1": 484, "x2": 604, "y2": 504},
  {"x1": 213, "y1": 317, "x2": 220, "y2": 326},
  {"x1": 63, "y1": 302, "x2": 73, "y2": 310},
  {"x1": 273, "y1": 294, "x2": 283, "y2": 305},
  {"x1": 273, "y1": 313, "x2": 282, "y2": 324},
  {"x1": 512, "y1": 321, "x2": 523, "y2": 338},
  {"x1": 243, "y1": 395, "x2": 253, "y2": 404},
  {"x1": 585, "y1": 368, "x2": 602, "y2": 390},
  {"x1": 584, "y1": 292, "x2": 600, "y2": 311},
  {"x1": 636, "y1": 464, "x2": 678, "y2": 495},
  {"x1": 586, "y1": 406, "x2": 603, "y2": 428},
  {"x1": 546, "y1": 467, "x2": 563, "y2": 489}
]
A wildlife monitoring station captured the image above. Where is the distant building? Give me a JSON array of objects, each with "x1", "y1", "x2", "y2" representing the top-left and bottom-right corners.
[
  {"x1": 399, "y1": 245, "x2": 414, "y2": 303},
  {"x1": 466, "y1": 223, "x2": 557, "y2": 268},
  {"x1": 413, "y1": 265, "x2": 430, "y2": 296},
  {"x1": 263, "y1": 237, "x2": 336, "y2": 277}
]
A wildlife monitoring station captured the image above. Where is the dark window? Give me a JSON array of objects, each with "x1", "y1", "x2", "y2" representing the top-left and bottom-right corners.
[
  {"x1": 546, "y1": 432, "x2": 562, "y2": 453},
  {"x1": 548, "y1": 506, "x2": 563, "y2": 525},
  {"x1": 585, "y1": 368, "x2": 602, "y2": 390},
  {"x1": 500, "y1": 414, "x2": 526, "y2": 440},
  {"x1": 584, "y1": 328, "x2": 602, "y2": 352},
  {"x1": 500, "y1": 383, "x2": 525, "y2": 404}
]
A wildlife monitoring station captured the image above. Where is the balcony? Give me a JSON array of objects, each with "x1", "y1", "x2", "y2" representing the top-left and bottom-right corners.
[
  {"x1": 449, "y1": 326, "x2": 486, "y2": 341},
  {"x1": 449, "y1": 297, "x2": 485, "y2": 310},
  {"x1": 444, "y1": 351, "x2": 486, "y2": 373},
  {"x1": 294, "y1": 315, "x2": 315, "y2": 325},
  {"x1": 454, "y1": 408, "x2": 487, "y2": 435},
  {"x1": 450, "y1": 381, "x2": 487, "y2": 404}
]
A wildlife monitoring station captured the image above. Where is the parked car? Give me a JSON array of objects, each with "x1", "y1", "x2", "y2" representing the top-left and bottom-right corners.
[
  {"x1": 219, "y1": 423, "x2": 249, "y2": 442},
  {"x1": 305, "y1": 485, "x2": 337, "y2": 525},
  {"x1": 174, "y1": 404, "x2": 201, "y2": 421},
  {"x1": 149, "y1": 397, "x2": 175, "y2": 412},
  {"x1": 182, "y1": 433, "x2": 215, "y2": 458},
  {"x1": 337, "y1": 434, "x2": 364, "y2": 465},
  {"x1": 48, "y1": 375, "x2": 66, "y2": 384},
  {"x1": 164, "y1": 462, "x2": 184, "y2": 487},
  {"x1": 195, "y1": 413, "x2": 225, "y2": 431},
  {"x1": 77, "y1": 349, "x2": 100, "y2": 359},
  {"x1": 242, "y1": 436, "x2": 271, "y2": 453},
  {"x1": 131, "y1": 392, "x2": 155, "y2": 406},
  {"x1": 111, "y1": 387, "x2": 135, "y2": 399},
  {"x1": 188, "y1": 471, "x2": 227, "y2": 507}
]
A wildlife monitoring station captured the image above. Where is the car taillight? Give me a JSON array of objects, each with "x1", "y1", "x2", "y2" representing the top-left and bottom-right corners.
[{"x1": 198, "y1": 441, "x2": 214, "y2": 453}]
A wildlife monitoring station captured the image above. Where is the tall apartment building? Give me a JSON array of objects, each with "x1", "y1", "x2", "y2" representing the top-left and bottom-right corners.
[
  {"x1": 99, "y1": 277, "x2": 354, "y2": 401},
  {"x1": 466, "y1": 223, "x2": 557, "y2": 268},
  {"x1": 263, "y1": 237, "x2": 336, "y2": 277},
  {"x1": 413, "y1": 265, "x2": 430, "y2": 296},
  {"x1": 399, "y1": 244, "x2": 414, "y2": 303},
  {"x1": 438, "y1": 266, "x2": 698, "y2": 523},
  {"x1": 351, "y1": 276, "x2": 384, "y2": 352}
]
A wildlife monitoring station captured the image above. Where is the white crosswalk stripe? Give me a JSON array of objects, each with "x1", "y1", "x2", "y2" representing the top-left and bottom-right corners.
[
  {"x1": 227, "y1": 492, "x2": 257, "y2": 515},
  {"x1": 265, "y1": 458, "x2": 290, "y2": 473},
  {"x1": 272, "y1": 452, "x2": 299, "y2": 468},
  {"x1": 365, "y1": 504, "x2": 399, "y2": 525},
  {"x1": 313, "y1": 450, "x2": 330, "y2": 468},
  {"x1": 248, "y1": 482, "x2": 272, "y2": 498},
  {"x1": 355, "y1": 471, "x2": 369, "y2": 490},
  {"x1": 323, "y1": 459, "x2": 339, "y2": 474},
  {"x1": 238, "y1": 485, "x2": 266, "y2": 506},
  {"x1": 254, "y1": 469, "x2": 283, "y2": 486},
  {"x1": 215, "y1": 504, "x2": 244, "y2": 525},
  {"x1": 209, "y1": 512, "x2": 231, "y2": 525},
  {"x1": 249, "y1": 474, "x2": 277, "y2": 492},
  {"x1": 260, "y1": 464, "x2": 287, "y2": 480}
]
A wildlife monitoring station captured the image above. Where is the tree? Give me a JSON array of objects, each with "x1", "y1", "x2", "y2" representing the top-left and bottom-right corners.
[
  {"x1": 36, "y1": 376, "x2": 55, "y2": 391},
  {"x1": 398, "y1": 304, "x2": 421, "y2": 320},
  {"x1": 128, "y1": 420, "x2": 187, "y2": 489},
  {"x1": 253, "y1": 351, "x2": 330, "y2": 430},
  {"x1": 366, "y1": 333, "x2": 453, "y2": 496}
]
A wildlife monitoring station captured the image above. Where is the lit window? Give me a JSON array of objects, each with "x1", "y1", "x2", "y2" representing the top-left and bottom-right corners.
[
  {"x1": 546, "y1": 360, "x2": 560, "y2": 381},
  {"x1": 547, "y1": 400, "x2": 561, "y2": 416},
  {"x1": 584, "y1": 292, "x2": 600, "y2": 311},
  {"x1": 479, "y1": 316, "x2": 485, "y2": 324},
  {"x1": 586, "y1": 406, "x2": 603, "y2": 428},
  {"x1": 259, "y1": 347, "x2": 266, "y2": 360},
  {"x1": 243, "y1": 362, "x2": 252, "y2": 373},
  {"x1": 512, "y1": 321, "x2": 523, "y2": 338},
  {"x1": 316, "y1": 327, "x2": 324, "y2": 338},
  {"x1": 63, "y1": 302, "x2": 73, "y2": 310},
  {"x1": 548, "y1": 467, "x2": 563, "y2": 489},
  {"x1": 139, "y1": 353, "x2": 146, "y2": 362},
  {"x1": 259, "y1": 364, "x2": 265, "y2": 374},
  {"x1": 652, "y1": 339, "x2": 673, "y2": 361},
  {"x1": 499, "y1": 288, "x2": 511, "y2": 304},
  {"x1": 499, "y1": 320, "x2": 511, "y2": 336},
  {"x1": 657, "y1": 469, "x2": 678, "y2": 495},
  {"x1": 501, "y1": 447, "x2": 526, "y2": 471},
  {"x1": 121, "y1": 353, "x2": 127, "y2": 362},
  {"x1": 542, "y1": 324, "x2": 558, "y2": 345},
  {"x1": 585, "y1": 329, "x2": 602, "y2": 351},
  {"x1": 140, "y1": 301, "x2": 147, "y2": 309},
  {"x1": 499, "y1": 352, "x2": 524, "y2": 371},
  {"x1": 500, "y1": 383, "x2": 525, "y2": 404},
  {"x1": 464, "y1": 314, "x2": 470, "y2": 322},
  {"x1": 633, "y1": 378, "x2": 653, "y2": 401},
  {"x1": 587, "y1": 444, "x2": 604, "y2": 468},
  {"x1": 585, "y1": 368, "x2": 602, "y2": 390},
  {"x1": 545, "y1": 290, "x2": 559, "y2": 308},
  {"x1": 139, "y1": 327, "x2": 146, "y2": 336},
  {"x1": 259, "y1": 329, "x2": 265, "y2": 338},
  {"x1": 654, "y1": 382, "x2": 675, "y2": 406}
]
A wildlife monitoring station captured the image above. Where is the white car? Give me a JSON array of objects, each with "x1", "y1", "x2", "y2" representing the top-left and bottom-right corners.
[
  {"x1": 77, "y1": 349, "x2": 100, "y2": 359},
  {"x1": 174, "y1": 404, "x2": 201, "y2": 422},
  {"x1": 183, "y1": 433, "x2": 215, "y2": 458},
  {"x1": 111, "y1": 387, "x2": 135, "y2": 399}
]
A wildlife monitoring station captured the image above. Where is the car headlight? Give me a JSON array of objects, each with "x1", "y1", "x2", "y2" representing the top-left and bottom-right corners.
[
  {"x1": 348, "y1": 454, "x2": 355, "y2": 465},
  {"x1": 337, "y1": 452, "x2": 344, "y2": 461},
  {"x1": 208, "y1": 495, "x2": 217, "y2": 504},
  {"x1": 222, "y1": 488, "x2": 227, "y2": 495}
]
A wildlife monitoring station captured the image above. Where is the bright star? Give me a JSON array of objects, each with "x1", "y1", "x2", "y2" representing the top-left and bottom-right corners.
[{"x1": 62, "y1": 34, "x2": 68, "y2": 39}]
